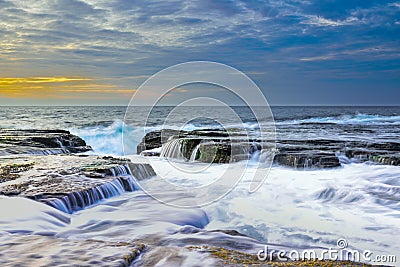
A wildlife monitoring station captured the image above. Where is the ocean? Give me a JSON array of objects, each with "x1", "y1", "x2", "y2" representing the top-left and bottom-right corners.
[{"x1": 0, "y1": 106, "x2": 399, "y2": 265}]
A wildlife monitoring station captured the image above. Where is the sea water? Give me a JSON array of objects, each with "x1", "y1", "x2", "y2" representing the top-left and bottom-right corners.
[{"x1": 0, "y1": 106, "x2": 399, "y2": 265}]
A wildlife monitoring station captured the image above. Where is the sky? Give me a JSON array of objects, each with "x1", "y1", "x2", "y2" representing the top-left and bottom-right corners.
[{"x1": 0, "y1": 0, "x2": 399, "y2": 106}]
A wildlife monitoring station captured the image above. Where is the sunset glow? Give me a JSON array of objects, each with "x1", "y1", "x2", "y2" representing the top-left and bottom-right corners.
[{"x1": 0, "y1": 77, "x2": 134, "y2": 100}]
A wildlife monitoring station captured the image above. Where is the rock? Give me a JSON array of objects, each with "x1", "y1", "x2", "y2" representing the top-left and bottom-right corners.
[
  {"x1": 367, "y1": 142, "x2": 400, "y2": 151},
  {"x1": 137, "y1": 129, "x2": 232, "y2": 155},
  {"x1": 193, "y1": 142, "x2": 262, "y2": 163},
  {"x1": 137, "y1": 129, "x2": 179, "y2": 154},
  {"x1": 197, "y1": 142, "x2": 231, "y2": 163},
  {"x1": 138, "y1": 128, "x2": 271, "y2": 164},
  {"x1": 345, "y1": 149, "x2": 400, "y2": 166},
  {"x1": 368, "y1": 154, "x2": 400, "y2": 165},
  {"x1": 186, "y1": 245, "x2": 380, "y2": 267},
  {"x1": 208, "y1": 229, "x2": 249, "y2": 237},
  {"x1": 128, "y1": 162, "x2": 157, "y2": 180},
  {"x1": 0, "y1": 129, "x2": 92, "y2": 155},
  {"x1": 0, "y1": 162, "x2": 35, "y2": 183},
  {"x1": 140, "y1": 150, "x2": 161, "y2": 157},
  {"x1": 0, "y1": 155, "x2": 156, "y2": 213},
  {"x1": 138, "y1": 128, "x2": 400, "y2": 168},
  {"x1": 274, "y1": 151, "x2": 341, "y2": 168},
  {"x1": 83, "y1": 171, "x2": 106, "y2": 178},
  {"x1": 0, "y1": 232, "x2": 145, "y2": 267}
]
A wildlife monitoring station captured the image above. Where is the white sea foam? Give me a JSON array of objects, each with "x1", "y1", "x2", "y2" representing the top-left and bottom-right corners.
[
  {"x1": 66, "y1": 117, "x2": 400, "y2": 260},
  {"x1": 2, "y1": 106, "x2": 399, "y2": 265},
  {"x1": 0, "y1": 196, "x2": 70, "y2": 235},
  {"x1": 134, "y1": 158, "x2": 400, "y2": 261},
  {"x1": 69, "y1": 120, "x2": 155, "y2": 155},
  {"x1": 281, "y1": 113, "x2": 400, "y2": 125},
  {"x1": 69, "y1": 120, "x2": 229, "y2": 156},
  {"x1": 1, "y1": 159, "x2": 399, "y2": 264}
]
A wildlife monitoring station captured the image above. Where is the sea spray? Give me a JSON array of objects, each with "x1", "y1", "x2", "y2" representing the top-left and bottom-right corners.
[{"x1": 70, "y1": 120, "x2": 141, "y2": 155}]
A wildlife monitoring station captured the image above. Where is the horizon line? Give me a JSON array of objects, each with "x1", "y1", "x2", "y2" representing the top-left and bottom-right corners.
[{"x1": 1, "y1": 104, "x2": 400, "y2": 107}]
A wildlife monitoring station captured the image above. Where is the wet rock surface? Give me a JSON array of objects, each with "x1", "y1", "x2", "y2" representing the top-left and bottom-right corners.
[
  {"x1": 0, "y1": 232, "x2": 145, "y2": 267},
  {"x1": 137, "y1": 129, "x2": 180, "y2": 154},
  {"x1": 138, "y1": 127, "x2": 400, "y2": 168},
  {"x1": 0, "y1": 129, "x2": 92, "y2": 155},
  {"x1": 0, "y1": 129, "x2": 158, "y2": 266},
  {"x1": 138, "y1": 129, "x2": 272, "y2": 163},
  {"x1": 186, "y1": 245, "x2": 386, "y2": 267},
  {"x1": 0, "y1": 155, "x2": 155, "y2": 213}
]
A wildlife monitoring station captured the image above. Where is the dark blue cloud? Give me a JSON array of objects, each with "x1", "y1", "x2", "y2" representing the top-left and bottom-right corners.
[{"x1": 0, "y1": 0, "x2": 399, "y2": 105}]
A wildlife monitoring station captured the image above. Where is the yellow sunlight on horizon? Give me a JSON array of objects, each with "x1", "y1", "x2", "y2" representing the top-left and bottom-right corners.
[{"x1": 0, "y1": 77, "x2": 135, "y2": 99}]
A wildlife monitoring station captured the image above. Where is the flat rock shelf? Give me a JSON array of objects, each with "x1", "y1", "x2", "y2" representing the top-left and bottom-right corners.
[
  {"x1": 0, "y1": 155, "x2": 155, "y2": 213},
  {"x1": 138, "y1": 128, "x2": 400, "y2": 168},
  {"x1": 0, "y1": 129, "x2": 92, "y2": 155}
]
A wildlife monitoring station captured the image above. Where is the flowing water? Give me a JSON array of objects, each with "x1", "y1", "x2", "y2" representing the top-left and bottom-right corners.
[{"x1": 0, "y1": 106, "x2": 399, "y2": 265}]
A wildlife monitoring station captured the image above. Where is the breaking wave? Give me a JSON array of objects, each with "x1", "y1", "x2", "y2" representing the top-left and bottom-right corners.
[{"x1": 282, "y1": 113, "x2": 400, "y2": 125}]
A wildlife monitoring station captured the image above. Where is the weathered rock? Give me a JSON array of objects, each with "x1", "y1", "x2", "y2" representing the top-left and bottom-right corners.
[
  {"x1": 186, "y1": 245, "x2": 382, "y2": 267},
  {"x1": 0, "y1": 232, "x2": 145, "y2": 267},
  {"x1": 139, "y1": 129, "x2": 271, "y2": 164},
  {"x1": 345, "y1": 149, "x2": 400, "y2": 166},
  {"x1": 141, "y1": 151, "x2": 160, "y2": 157},
  {"x1": 0, "y1": 155, "x2": 155, "y2": 213},
  {"x1": 128, "y1": 162, "x2": 156, "y2": 180},
  {"x1": 196, "y1": 142, "x2": 231, "y2": 163},
  {"x1": 138, "y1": 128, "x2": 400, "y2": 168},
  {"x1": 274, "y1": 151, "x2": 341, "y2": 168},
  {"x1": 0, "y1": 162, "x2": 35, "y2": 183},
  {"x1": 137, "y1": 129, "x2": 179, "y2": 154},
  {"x1": 137, "y1": 129, "x2": 232, "y2": 155},
  {"x1": 0, "y1": 129, "x2": 91, "y2": 155}
]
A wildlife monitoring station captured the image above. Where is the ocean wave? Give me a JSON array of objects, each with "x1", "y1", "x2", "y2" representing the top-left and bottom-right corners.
[
  {"x1": 315, "y1": 187, "x2": 364, "y2": 204},
  {"x1": 70, "y1": 120, "x2": 140, "y2": 156},
  {"x1": 69, "y1": 120, "x2": 267, "y2": 156},
  {"x1": 280, "y1": 113, "x2": 400, "y2": 125}
]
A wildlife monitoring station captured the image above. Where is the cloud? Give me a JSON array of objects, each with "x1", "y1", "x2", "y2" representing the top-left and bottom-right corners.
[
  {"x1": 390, "y1": 2, "x2": 400, "y2": 8},
  {"x1": 0, "y1": 0, "x2": 399, "y2": 105},
  {"x1": 0, "y1": 76, "x2": 134, "y2": 99},
  {"x1": 0, "y1": 77, "x2": 91, "y2": 84},
  {"x1": 302, "y1": 15, "x2": 359, "y2": 27},
  {"x1": 299, "y1": 55, "x2": 335, "y2": 61}
]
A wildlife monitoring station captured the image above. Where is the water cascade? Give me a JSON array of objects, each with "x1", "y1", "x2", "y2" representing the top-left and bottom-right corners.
[
  {"x1": 41, "y1": 164, "x2": 155, "y2": 214},
  {"x1": 190, "y1": 143, "x2": 201, "y2": 161},
  {"x1": 160, "y1": 139, "x2": 185, "y2": 160}
]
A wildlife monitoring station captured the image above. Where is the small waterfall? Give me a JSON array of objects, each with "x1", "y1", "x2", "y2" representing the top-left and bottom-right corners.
[
  {"x1": 160, "y1": 139, "x2": 185, "y2": 160},
  {"x1": 304, "y1": 158, "x2": 313, "y2": 169},
  {"x1": 55, "y1": 138, "x2": 66, "y2": 150},
  {"x1": 249, "y1": 150, "x2": 260, "y2": 162},
  {"x1": 44, "y1": 176, "x2": 137, "y2": 213},
  {"x1": 190, "y1": 144, "x2": 201, "y2": 161},
  {"x1": 336, "y1": 152, "x2": 351, "y2": 164},
  {"x1": 128, "y1": 163, "x2": 156, "y2": 180},
  {"x1": 43, "y1": 164, "x2": 145, "y2": 214},
  {"x1": 110, "y1": 165, "x2": 130, "y2": 176},
  {"x1": 293, "y1": 156, "x2": 299, "y2": 168}
]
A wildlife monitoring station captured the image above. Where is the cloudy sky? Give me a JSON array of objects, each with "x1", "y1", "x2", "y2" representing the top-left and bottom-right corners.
[{"x1": 0, "y1": 0, "x2": 399, "y2": 105}]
